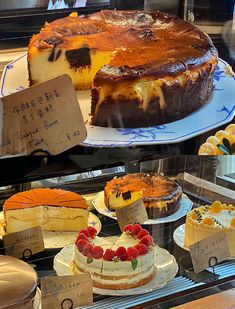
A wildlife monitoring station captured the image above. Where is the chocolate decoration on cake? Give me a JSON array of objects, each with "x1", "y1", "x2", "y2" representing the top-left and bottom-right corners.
[
  {"x1": 122, "y1": 191, "x2": 132, "y2": 200},
  {"x1": 65, "y1": 46, "x2": 91, "y2": 68}
]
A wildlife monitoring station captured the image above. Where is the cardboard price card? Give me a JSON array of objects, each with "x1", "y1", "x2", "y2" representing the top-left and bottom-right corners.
[
  {"x1": 41, "y1": 274, "x2": 93, "y2": 309},
  {"x1": 2, "y1": 226, "x2": 45, "y2": 258},
  {"x1": 116, "y1": 198, "x2": 148, "y2": 231},
  {"x1": 0, "y1": 74, "x2": 87, "y2": 156},
  {"x1": 189, "y1": 232, "x2": 230, "y2": 274}
]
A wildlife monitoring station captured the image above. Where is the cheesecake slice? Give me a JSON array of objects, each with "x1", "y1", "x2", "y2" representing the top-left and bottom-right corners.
[{"x1": 3, "y1": 188, "x2": 89, "y2": 233}]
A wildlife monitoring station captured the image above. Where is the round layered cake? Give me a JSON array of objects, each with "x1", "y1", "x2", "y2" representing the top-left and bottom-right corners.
[
  {"x1": 104, "y1": 173, "x2": 182, "y2": 219},
  {"x1": 184, "y1": 201, "x2": 235, "y2": 256},
  {"x1": 28, "y1": 10, "x2": 218, "y2": 128},
  {"x1": 74, "y1": 224, "x2": 156, "y2": 289},
  {"x1": 0, "y1": 255, "x2": 38, "y2": 309},
  {"x1": 3, "y1": 188, "x2": 89, "y2": 233}
]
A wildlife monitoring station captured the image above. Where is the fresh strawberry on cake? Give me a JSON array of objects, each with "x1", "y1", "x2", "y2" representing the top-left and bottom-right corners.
[{"x1": 74, "y1": 224, "x2": 156, "y2": 289}]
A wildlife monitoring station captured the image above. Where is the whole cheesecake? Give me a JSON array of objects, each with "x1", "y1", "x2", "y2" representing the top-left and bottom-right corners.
[
  {"x1": 28, "y1": 10, "x2": 218, "y2": 128},
  {"x1": 73, "y1": 224, "x2": 156, "y2": 289},
  {"x1": 104, "y1": 173, "x2": 182, "y2": 219},
  {"x1": 3, "y1": 188, "x2": 89, "y2": 233},
  {"x1": 184, "y1": 201, "x2": 235, "y2": 256},
  {"x1": 0, "y1": 255, "x2": 38, "y2": 309}
]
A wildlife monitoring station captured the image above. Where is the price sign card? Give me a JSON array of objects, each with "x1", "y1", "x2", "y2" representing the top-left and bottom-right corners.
[
  {"x1": 0, "y1": 74, "x2": 87, "y2": 156},
  {"x1": 41, "y1": 274, "x2": 93, "y2": 309},
  {"x1": 189, "y1": 232, "x2": 231, "y2": 274},
  {"x1": 116, "y1": 198, "x2": 148, "y2": 231},
  {"x1": 2, "y1": 226, "x2": 45, "y2": 258}
]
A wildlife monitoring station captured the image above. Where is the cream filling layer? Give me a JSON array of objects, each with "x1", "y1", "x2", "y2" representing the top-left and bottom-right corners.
[
  {"x1": 5, "y1": 206, "x2": 89, "y2": 233},
  {"x1": 74, "y1": 247, "x2": 154, "y2": 280},
  {"x1": 74, "y1": 232, "x2": 155, "y2": 285}
]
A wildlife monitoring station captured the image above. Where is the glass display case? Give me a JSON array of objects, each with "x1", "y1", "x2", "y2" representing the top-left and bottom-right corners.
[
  {"x1": 0, "y1": 155, "x2": 234, "y2": 308},
  {"x1": 0, "y1": 0, "x2": 234, "y2": 308}
]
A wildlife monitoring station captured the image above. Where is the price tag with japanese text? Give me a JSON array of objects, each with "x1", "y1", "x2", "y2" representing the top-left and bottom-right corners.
[
  {"x1": 41, "y1": 274, "x2": 93, "y2": 309},
  {"x1": 189, "y1": 232, "x2": 230, "y2": 273},
  {"x1": 116, "y1": 198, "x2": 148, "y2": 231},
  {"x1": 2, "y1": 226, "x2": 45, "y2": 258},
  {"x1": 0, "y1": 74, "x2": 87, "y2": 156}
]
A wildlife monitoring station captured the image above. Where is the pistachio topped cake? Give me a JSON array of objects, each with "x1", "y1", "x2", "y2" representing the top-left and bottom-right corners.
[{"x1": 184, "y1": 201, "x2": 235, "y2": 256}]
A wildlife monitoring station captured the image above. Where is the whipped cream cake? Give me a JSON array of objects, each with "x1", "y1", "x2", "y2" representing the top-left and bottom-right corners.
[
  {"x1": 184, "y1": 201, "x2": 235, "y2": 256},
  {"x1": 3, "y1": 188, "x2": 89, "y2": 233},
  {"x1": 74, "y1": 224, "x2": 156, "y2": 289},
  {"x1": 104, "y1": 173, "x2": 182, "y2": 219},
  {"x1": 28, "y1": 10, "x2": 218, "y2": 128}
]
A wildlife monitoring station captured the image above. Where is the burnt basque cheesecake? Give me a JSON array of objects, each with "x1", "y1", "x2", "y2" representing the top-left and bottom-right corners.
[
  {"x1": 104, "y1": 173, "x2": 182, "y2": 219},
  {"x1": 28, "y1": 10, "x2": 218, "y2": 128}
]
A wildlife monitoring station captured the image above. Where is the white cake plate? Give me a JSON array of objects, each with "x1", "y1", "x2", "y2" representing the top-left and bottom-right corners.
[
  {"x1": 1, "y1": 56, "x2": 235, "y2": 147},
  {"x1": 173, "y1": 224, "x2": 188, "y2": 251},
  {"x1": 54, "y1": 244, "x2": 178, "y2": 296},
  {"x1": 92, "y1": 192, "x2": 193, "y2": 224},
  {"x1": 0, "y1": 211, "x2": 101, "y2": 249}
]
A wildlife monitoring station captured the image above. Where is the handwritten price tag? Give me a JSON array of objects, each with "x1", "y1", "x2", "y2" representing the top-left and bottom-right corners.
[
  {"x1": 41, "y1": 274, "x2": 93, "y2": 309},
  {"x1": 2, "y1": 226, "x2": 45, "y2": 258},
  {"x1": 189, "y1": 232, "x2": 231, "y2": 273},
  {"x1": 116, "y1": 198, "x2": 148, "y2": 231},
  {"x1": 0, "y1": 74, "x2": 87, "y2": 156}
]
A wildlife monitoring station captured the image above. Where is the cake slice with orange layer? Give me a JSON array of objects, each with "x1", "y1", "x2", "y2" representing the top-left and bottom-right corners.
[{"x1": 3, "y1": 188, "x2": 89, "y2": 233}]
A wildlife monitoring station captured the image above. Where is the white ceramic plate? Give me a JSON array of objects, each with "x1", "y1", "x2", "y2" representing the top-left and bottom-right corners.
[
  {"x1": 1, "y1": 56, "x2": 234, "y2": 147},
  {"x1": 53, "y1": 244, "x2": 178, "y2": 296},
  {"x1": 173, "y1": 224, "x2": 188, "y2": 251},
  {"x1": 92, "y1": 192, "x2": 193, "y2": 224},
  {"x1": 0, "y1": 212, "x2": 101, "y2": 248}
]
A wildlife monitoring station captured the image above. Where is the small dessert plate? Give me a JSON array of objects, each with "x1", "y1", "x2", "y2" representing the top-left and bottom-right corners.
[
  {"x1": 0, "y1": 212, "x2": 101, "y2": 249},
  {"x1": 92, "y1": 192, "x2": 193, "y2": 224},
  {"x1": 53, "y1": 244, "x2": 178, "y2": 296},
  {"x1": 173, "y1": 224, "x2": 188, "y2": 251},
  {"x1": 1, "y1": 56, "x2": 235, "y2": 147}
]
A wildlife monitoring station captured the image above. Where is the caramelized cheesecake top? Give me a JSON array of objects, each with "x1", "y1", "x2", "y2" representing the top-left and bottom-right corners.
[
  {"x1": 105, "y1": 173, "x2": 182, "y2": 201},
  {"x1": 3, "y1": 188, "x2": 88, "y2": 210},
  {"x1": 29, "y1": 10, "x2": 218, "y2": 79}
]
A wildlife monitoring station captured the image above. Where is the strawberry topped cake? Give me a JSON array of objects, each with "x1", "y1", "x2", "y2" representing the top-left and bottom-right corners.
[{"x1": 74, "y1": 224, "x2": 156, "y2": 289}]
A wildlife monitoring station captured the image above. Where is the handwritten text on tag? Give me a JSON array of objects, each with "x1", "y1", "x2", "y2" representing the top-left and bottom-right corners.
[
  {"x1": 0, "y1": 74, "x2": 87, "y2": 156},
  {"x1": 189, "y1": 232, "x2": 230, "y2": 273},
  {"x1": 116, "y1": 198, "x2": 148, "y2": 231},
  {"x1": 3, "y1": 226, "x2": 45, "y2": 258},
  {"x1": 41, "y1": 274, "x2": 93, "y2": 309}
]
